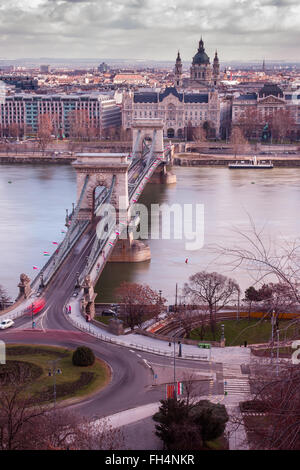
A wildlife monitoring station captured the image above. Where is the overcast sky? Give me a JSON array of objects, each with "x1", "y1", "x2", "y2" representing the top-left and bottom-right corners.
[{"x1": 0, "y1": 0, "x2": 299, "y2": 62}]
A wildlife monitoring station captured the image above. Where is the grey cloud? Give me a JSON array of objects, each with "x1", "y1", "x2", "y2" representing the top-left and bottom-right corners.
[{"x1": 0, "y1": 0, "x2": 298, "y2": 60}]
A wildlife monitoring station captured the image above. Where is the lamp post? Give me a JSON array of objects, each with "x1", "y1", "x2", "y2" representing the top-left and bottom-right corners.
[
  {"x1": 276, "y1": 329, "x2": 280, "y2": 376},
  {"x1": 237, "y1": 290, "x2": 240, "y2": 321},
  {"x1": 48, "y1": 358, "x2": 62, "y2": 408},
  {"x1": 168, "y1": 339, "x2": 182, "y2": 399}
]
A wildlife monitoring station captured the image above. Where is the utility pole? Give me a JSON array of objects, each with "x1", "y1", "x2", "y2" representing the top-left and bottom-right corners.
[
  {"x1": 270, "y1": 310, "x2": 275, "y2": 364},
  {"x1": 237, "y1": 290, "x2": 240, "y2": 321},
  {"x1": 31, "y1": 303, "x2": 35, "y2": 329},
  {"x1": 175, "y1": 283, "x2": 178, "y2": 313},
  {"x1": 169, "y1": 339, "x2": 182, "y2": 399}
]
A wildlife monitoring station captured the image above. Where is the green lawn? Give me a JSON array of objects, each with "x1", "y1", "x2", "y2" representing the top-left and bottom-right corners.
[
  {"x1": 189, "y1": 319, "x2": 300, "y2": 346},
  {"x1": 94, "y1": 315, "x2": 112, "y2": 325},
  {"x1": 4, "y1": 344, "x2": 111, "y2": 403}
]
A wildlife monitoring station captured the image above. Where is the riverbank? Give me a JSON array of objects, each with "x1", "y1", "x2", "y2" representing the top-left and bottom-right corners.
[
  {"x1": 174, "y1": 152, "x2": 300, "y2": 167},
  {"x1": 3, "y1": 150, "x2": 300, "y2": 167},
  {"x1": 0, "y1": 152, "x2": 76, "y2": 164}
]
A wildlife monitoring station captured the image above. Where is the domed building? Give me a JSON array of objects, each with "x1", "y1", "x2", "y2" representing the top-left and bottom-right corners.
[
  {"x1": 174, "y1": 37, "x2": 220, "y2": 90},
  {"x1": 122, "y1": 37, "x2": 221, "y2": 140}
]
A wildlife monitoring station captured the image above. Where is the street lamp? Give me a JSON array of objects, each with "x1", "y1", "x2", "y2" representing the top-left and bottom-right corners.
[
  {"x1": 48, "y1": 358, "x2": 62, "y2": 407},
  {"x1": 168, "y1": 339, "x2": 182, "y2": 399},
  {"x1": 39, "y1": 273, "x2": 44, "y2": 289},
  {"x1": 276, "y1": 329, "x2": 280, "y2": 376}
]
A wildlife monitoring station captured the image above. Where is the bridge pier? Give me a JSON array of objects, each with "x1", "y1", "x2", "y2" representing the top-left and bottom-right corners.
[
  {"x1": 109, "y1": 235, "x2": 151, "y2": 263},
  {"x1": 148, "y1": 164, "x2": 177, "y2": 184}
]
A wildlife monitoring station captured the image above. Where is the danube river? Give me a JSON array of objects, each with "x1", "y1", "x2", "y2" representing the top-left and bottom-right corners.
[{"x1": 1, "y1": 163, "x2": 300, "y2": 302}]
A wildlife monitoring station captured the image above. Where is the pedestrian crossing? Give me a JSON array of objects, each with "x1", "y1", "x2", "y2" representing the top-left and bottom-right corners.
[
  {"x1": 222, "y1": 364, "x2": 251, "y2": 398},
  {"x1": 223, "y1": 377, "x2": 251, "y2": 398}
]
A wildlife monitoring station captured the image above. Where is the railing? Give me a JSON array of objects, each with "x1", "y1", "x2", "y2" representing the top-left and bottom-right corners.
[{"x1": 66, "y1": 312, "x2": 209, "y2": 361}]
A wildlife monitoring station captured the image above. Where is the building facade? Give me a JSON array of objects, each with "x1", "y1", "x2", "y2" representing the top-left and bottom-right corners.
[
  {"x1": 122, "y1": 86, "x2": 220, "y2": 138},
  {"x1": 232, "y1": 83, "x2": 300, "y2": 139},
  {"x1": 0, "y1": 92, "x2": 121, "y2": 137}
]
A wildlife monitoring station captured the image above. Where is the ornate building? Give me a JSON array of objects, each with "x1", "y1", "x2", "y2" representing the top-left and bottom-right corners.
[
  {"x1": 122, "y1": 87, "x2": 220, "y2": 139},
  {"x1": 175, "y1": 38, "x2": 220, "y2": 90},
  {"x1": 122, "y1": 37, "x2": 221, "y2": 139},
  {"x1": 232, "y1": 83, "x2": 300, "y2": 139}
]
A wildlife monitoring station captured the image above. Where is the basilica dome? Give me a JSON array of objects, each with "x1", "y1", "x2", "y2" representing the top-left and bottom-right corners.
[{"x1": 192, "y1": 38, "x2": 210, "y2": 65}]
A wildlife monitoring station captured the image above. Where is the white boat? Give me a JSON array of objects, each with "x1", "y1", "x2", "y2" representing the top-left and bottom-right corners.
[{"x1": 228, "y1": 156, "x2": 273, "y2": 169}]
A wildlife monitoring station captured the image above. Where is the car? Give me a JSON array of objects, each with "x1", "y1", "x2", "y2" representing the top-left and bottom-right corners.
[
  {"x1": 0, "y1": 319, "x2": 14, "y2": 330},
  {"x1": 102, "y1": 309, "x2": 116, "y2": 316}
]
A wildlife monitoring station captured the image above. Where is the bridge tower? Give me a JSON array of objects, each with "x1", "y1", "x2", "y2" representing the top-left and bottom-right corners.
[
  {"x1": 72, "y1": 153, "x2": 130, "y2": 221},
  {"x1": 131, "y1": 119, "x2": 164, "y2": 159}
]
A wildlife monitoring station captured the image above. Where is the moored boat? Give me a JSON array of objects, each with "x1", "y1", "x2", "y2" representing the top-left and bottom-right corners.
[{"x1": 228, "y1": 156, "x2": 273, "y2": 169}]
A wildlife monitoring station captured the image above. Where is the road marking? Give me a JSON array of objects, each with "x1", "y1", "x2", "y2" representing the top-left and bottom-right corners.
[
  {"x1": 143, "y1": 359, "x2": 152, "y2": 369},
  {"x1": 38, "y1": 307, "x2": 49, "y2": 332}
]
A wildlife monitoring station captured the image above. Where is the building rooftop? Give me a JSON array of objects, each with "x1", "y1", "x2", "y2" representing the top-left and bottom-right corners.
[{"x1": 133, "y1": 86, "x2": 208, "y2": 103}]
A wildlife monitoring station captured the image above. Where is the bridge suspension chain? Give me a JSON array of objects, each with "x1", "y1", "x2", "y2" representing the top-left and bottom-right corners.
[
  {"x1": 145, "y1": 129, "x2": 157, "y2": 169},
  {"x1": 79, "y1": 175, "x2": 116, "y2": 282}
]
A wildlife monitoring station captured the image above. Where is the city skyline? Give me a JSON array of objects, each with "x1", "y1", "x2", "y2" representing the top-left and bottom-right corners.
[{"x1": 0, "y1": 0, "x2": 299, "y2": 62}]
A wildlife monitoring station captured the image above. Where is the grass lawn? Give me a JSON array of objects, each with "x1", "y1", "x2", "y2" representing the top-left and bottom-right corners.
[
  {"x1": 189, "y1": 319, "x2": 300, "y2": 346},
  {"x1": 94, "y1": 315, "x2": 112, "y2": 326},
  {"x1": 4, "y1": 344, "x2": 111, "y2": 404}
]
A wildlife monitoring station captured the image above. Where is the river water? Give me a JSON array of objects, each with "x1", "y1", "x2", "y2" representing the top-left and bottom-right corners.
[{"x1": 1, "y1": 163, "x2": 300, "y2": 302}]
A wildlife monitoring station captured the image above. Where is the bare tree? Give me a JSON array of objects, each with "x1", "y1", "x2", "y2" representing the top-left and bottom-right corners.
[
  {"x1": 37, "y1": 114, "x2": 53, "y2": 153},
  {"x1": 0, "y1": 284, "x2": 11, "y2": 310},
  {"x1": 192, "y1": 126, "x2": 207, "y2": 145},
  {"x1": 213, "y1": 217, "x2": 300, "y2": 305},
  {"x1": 230, "y1": 126, "x2": 250, "y2": 158},
  {"x1": 270, "y1": 109, "x2": 295, "y2": 143},
  {"x1": 0, "y1": 372, "x2": 124, "y2": 450},
  {"x1": 115, "y1": 282, "x2": 165, "y2": 330},
  {"x1": 184, "y1": 271, "x2": 240, "y2": 339},
  {"x1": 237, "y1": 107, "x2": 262, "y2": 141},
  {"x1": 242, "y1": 364, "x2": 300, "y2": 450}
]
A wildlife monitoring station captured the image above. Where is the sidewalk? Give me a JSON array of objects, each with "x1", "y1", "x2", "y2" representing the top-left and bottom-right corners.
[{"x1": 66, "y1": 297, "x2": 251, "y2": 366}]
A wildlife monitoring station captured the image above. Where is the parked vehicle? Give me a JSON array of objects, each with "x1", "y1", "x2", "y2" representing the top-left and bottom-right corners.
[
  {"x1": 0, "y1": 319, "x2": 14, "y2": 330},
  {"x1": 102, "y1": 309, "x2": 116, "y2": 316}
]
